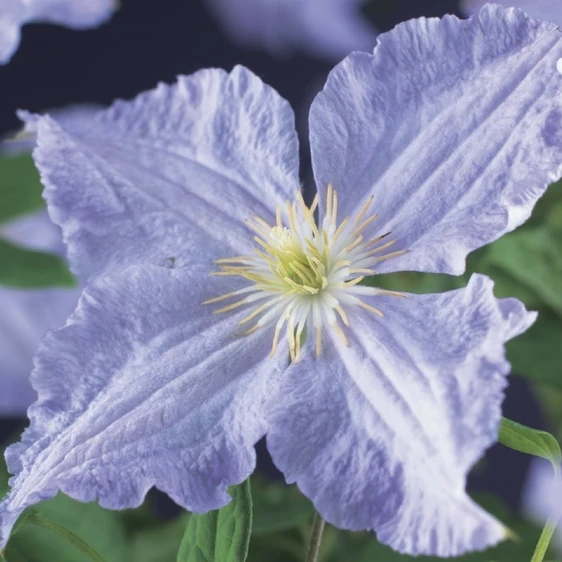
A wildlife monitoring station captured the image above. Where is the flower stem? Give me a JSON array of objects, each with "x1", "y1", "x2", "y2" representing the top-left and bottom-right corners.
[
  {"x1": 306, "y1": 511, "x2": 326, "y2": 562},
  {"x1": 530, "y1": 514, "x2": 560, "y2": 562},
  {"x1": 25, "y1": 513, "x2": 107, "y2": 562}
]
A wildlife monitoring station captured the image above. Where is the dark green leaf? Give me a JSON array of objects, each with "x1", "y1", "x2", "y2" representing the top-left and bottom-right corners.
[
  {"x1": 177, "y1": 479, "x2": 252, "y2": 562},
  {"x1": 507, "y1": 308, "x2": 562, "y2": 388},
  {"x1": 130, "y1": 515, "x2": 190, "y2": 562},
  {"x1": 251, "y1": 478, "x2": 312, "y2": 535},
  {"x1": 0, "y1": 154, "x2": 44, "y2": 224},
  {"x1": 498, "y1": 418, "x2": 561, "y2": 471},
  {"x1": 480, "y1": 227, "x2": 562, "y2": 316},
  {"x1": 0, "y1": 238, "x2": 75, "y2": 288}
]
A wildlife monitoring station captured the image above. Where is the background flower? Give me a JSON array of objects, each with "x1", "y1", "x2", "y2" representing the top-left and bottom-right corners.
[
  {"x1": 205, "y1": 0, "x2": 377, "y2": 60},
  {"x1": 0, "y1": 0, "x2": 117, "y2": 65},
  {"x1": 0, "y1": 210, "x2": 80, "y2": 416}
]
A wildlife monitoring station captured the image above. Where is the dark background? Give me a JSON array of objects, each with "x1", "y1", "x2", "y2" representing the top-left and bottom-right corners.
[{"x1": 0, "y1": 0, "x2": 543, "y2": 513}]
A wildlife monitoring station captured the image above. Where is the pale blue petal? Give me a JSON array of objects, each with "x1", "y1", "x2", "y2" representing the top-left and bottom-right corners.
[
  {"x1": 463, "y1": 1, "x2": 562, "y2": 27},
  {"x1": 522, "y1": 459, "x2": 562, "y2": 553},
  {"x1": 206, "y1": 0, "x2": 377, "y2": 60},
  {"x1": 0, "y1": 0, "x2": 116, "y2": 65},
  {"x1": 33, "y1": 66, "x2": 300, "y2": 279},
  {"x1": 267, "y1": 275, "x2": 535, "y2": 556},
  {"x1": 0, "y1": 264, "x2": 286, "y2": 547},
  {"x1": 0, "y1": 211, "x2": 80, "y2": 416},
  {"x1": 310, "y1": 5, "x2": 562, "y2": 275}
]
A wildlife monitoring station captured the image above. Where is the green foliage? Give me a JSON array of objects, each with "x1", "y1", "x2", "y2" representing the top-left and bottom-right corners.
[
  {"x1": 130, "y1": 515, "x2": 190, "y2": 562},
  {"x1": 177, "y1": 479, "x2": 252, "y2": 562},
  {"x1": 0, "y1": 238, "x2": 75, "y2": 288},
  {"x1": 498, "y1": 418, "x2": 561, "y2": 472},
  {"x1": 0, "y1": 154, "x2": 44, "y2": 224},
  {"x1": 0, "y1": 456, "x2": 130, "y2": 562}
]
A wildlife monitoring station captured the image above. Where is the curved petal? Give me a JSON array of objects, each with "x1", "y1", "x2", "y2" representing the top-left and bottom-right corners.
[
  {"x1": 0, "y1": 0, "x2": 115, "y2": 65},
  {"x1": 206, "y1": 0, "x2": 377, "y2": 60},
  {"x1": 267, "y1": 275, "x2": 535, "y2": 556},
  {"x1": 0, "y1": 264, "x2": 286, "y2": 548},
  {"x1": 33, "y1": 66, "x2": 300, "y2": 279},
  {"x1": 310, "y1": 5, "x2": 562, "y2": 275},
  {"x1": 462, "y1": 1, "x2": 562, "y2": 27}
]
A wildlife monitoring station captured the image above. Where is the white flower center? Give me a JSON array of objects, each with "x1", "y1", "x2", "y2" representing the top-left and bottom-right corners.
[{"x1": 204, "y1": 183, "x2": 406, "y2": 361}]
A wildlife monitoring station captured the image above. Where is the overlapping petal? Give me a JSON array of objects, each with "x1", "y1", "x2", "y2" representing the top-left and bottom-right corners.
[
  {"x1": 33, "y1": 66, "x2": 300, "y2": 280},
  {"x1": 0, "y1": 211, "x2": 80, "y2": 416},
  {"x1": 0, "y1": 0, "x2": 116, "y2": 65},
  {"x1": 310, "y1": 5, "x2": 562, "y2": 275},
  {"x1": 0, "y1": 264, "x2": 286, "y2": 547},
  {"x1": 267, "y1": 275, "x2": 535, "y2": 556},
  {"x1": 206, "y1": 0, "x2": 377, "y2": 60},
  {"x1": 463, "y1": 1, "x2": 562, "y2": 27}
]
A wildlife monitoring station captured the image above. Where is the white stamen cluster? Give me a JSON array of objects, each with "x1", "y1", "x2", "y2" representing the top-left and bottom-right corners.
[{"x1": 204, "y1": 183, "x2": 406, "y2": 361}]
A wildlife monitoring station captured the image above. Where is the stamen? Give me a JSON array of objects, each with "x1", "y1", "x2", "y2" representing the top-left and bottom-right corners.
[
  {"x1": 316, "y1": 326, "x2": 322, "y2": 356},
  {"x1": 358, "y1": 301, "x2": 384, "y2": 318},
  {"x1": 331, "y1": 322, "x2": 349, "y2": 347},
  {"x1": 206, "y1": 184, "x2": 407, "y2": 360}
]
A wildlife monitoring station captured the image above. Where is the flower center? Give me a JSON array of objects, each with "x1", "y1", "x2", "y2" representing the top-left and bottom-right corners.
[{"x1": 204, "y1": 183, "x2": 406, "y2": 362}]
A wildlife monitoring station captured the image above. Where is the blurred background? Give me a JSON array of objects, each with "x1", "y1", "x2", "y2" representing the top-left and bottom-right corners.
[{"x1": 1, "y1": 1, "x2": 561, "y2": 561}]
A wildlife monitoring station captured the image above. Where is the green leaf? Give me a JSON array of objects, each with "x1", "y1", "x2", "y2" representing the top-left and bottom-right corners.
[
  {"x1": 506, "y1": 308, "x2": 562, "y2": 388},
  {"x1": 498, "y1": 418, "x2": 561, "y2": 472},
  {"x1": 131, "y1": 515, "x2": 190, "y2": 562},
  {"x1": 0, "y1": 453, "x2": 130, "y2": 562},
  {"x1": 480, "y1": 227, "x2": 562, "y2": 316},
  {"x1": 0, "y1": 153, "x2": 44, "y2": 223},
  {"x1": 251, "y1": 478, "x2": 312, "y2": 535},
  {"x1": 0, "y1": 238, "x2": 75, "y2": 288},
  {"x1": 177, "y1": 479, "x2": 252, "y2": 562}
]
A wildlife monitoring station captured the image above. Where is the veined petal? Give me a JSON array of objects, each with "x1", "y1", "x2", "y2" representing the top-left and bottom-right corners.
[
  {"x1": 0, "y1": 210, "x2": 81, "y2": 416},
  {"x1": 0, "y1": 264, "x2": 286, "y2": 548},
  {"x1": 0, "y1": 0, "x2": 116, "y2": 65},
  {"x1": 206, "y1": 0, "x2": 377, "y2": 60},
  {"x1": 310, "y1": 5, "x2": 562, "y2": 275},
  {"x1": 463, "y1": 1, "x2": 562, "y2": 27},
  {"x1": 33, "y1": 66, "x2": 300, "y2": 279},
  {"x1": 267, "y1": 275, "x2": 535, "y2": 556}
]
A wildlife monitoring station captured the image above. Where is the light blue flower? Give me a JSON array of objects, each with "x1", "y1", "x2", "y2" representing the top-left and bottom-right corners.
[
  {"x1": 0, "y1": 0, "x2": 117, "y2": 65},
  {"x1": 205, "y1": 0, "x2": 377, "y2": 60},
  {"x1": 1, "y1": 5, "x2": 562, "y2": 556},
  {"x1": 0, "y1": 211, "x2": 81, "y2": 416}
]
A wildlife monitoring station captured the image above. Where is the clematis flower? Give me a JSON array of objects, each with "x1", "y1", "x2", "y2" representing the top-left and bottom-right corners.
[
  {"x1": 462, "y1": 0, "x2": 561, "y2": 26},
  {"x1": 0, "y1": 211, "x2": 81, "y2": 416},
  {"x1": 205, "y1": 0, "x2": 377, "y2": 60},
  {"x1": 1, "y1": 5, "x2": 562, "y2": 556},
  {"x1": 0, "y1": 0, "x2": 117, "y2": 65},
  {"x1": 522, "y1": 459, "x2": 562, "y2": 554}
]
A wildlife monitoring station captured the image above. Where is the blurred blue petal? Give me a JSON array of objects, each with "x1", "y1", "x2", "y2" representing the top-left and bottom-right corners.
[
  {"x1": 206, "y1": 0, "x2": 377, "y2": 60},
  {"x1": 310, "y1": 5, "x2": 562, "y2": 275},
  {"x1": 0, "y1": 211, "x2": 80, "y2": 416},
  {"x1": 0, "y1": 0, "x2": 116, "y2": 65},
  {"x1": 522, "y1": 459, "x2": 562, "y2": 553}
]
